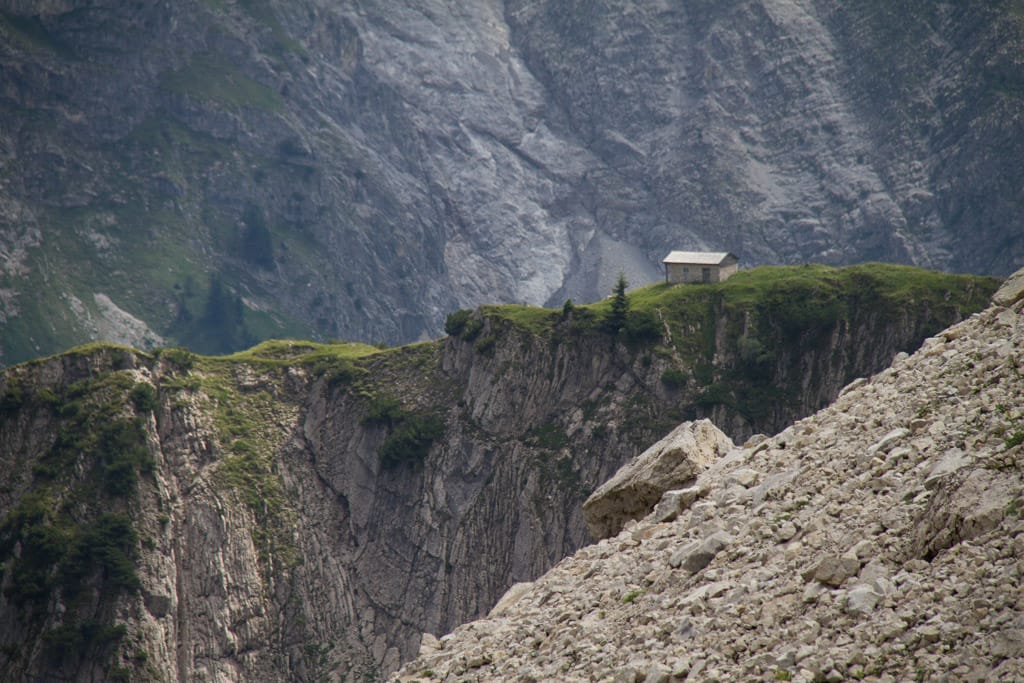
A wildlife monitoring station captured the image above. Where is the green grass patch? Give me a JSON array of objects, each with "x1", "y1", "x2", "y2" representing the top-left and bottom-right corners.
[
  {"x1": 444, "y1": 309, "x2": 472, "y2": 336},
  {"x1": 378, "y1": 412, "x2": 445, "y2": 470},
  {"x1": 155, "y1": 338, "x2": 379, "y2": 391},
  {"x1": 576, "y1": 264, "x2": 992, "y2": 357},
  {"x1": 224, "y1": 339, "x2": 380, "y2": 365},
  {"x1": 360, "y1": 394, "x2": 404, "y2": 426},
  {"x1": 0, "y1": 378, "x2": 25, "y2": 416},
  {"x1": 478, "y1": 304, "x2": 559, "y2": 336},
  {"x1": 625, "y1": 263, "x2": 997, "y2": 322},
  {"x1": 62, "y1": 342, "x2": 141, "y2": 361},
  {"x1": 528, "y1": 423, "x2": 570, "y2": 451},
  {"x1": 460, "y1": 263, "x2": 993, "y2": 431},
  {"x1": 188, "y1": 360, "x2": 302, "y2": 568},
  {"x1": 154, "y1": 346, "x2": 195, "y2": 370},
  {"x1": 355, "y1": 389, "x2": 445, "y2": 470},
  {"x1": 42, "y1": 620, "x2": 127, "y2": 666},
  {"x1": 214, "y1": 339, "x2": 379, "y2": 386},
  {"x1": 34, "y1": 370, "x2": 155, "y2": 495},
  {"x1": 8, "y1": 344, "x2": 142, "y2": 377},
  {"x1": 215, "y1": 440, "x2": 292, "y2": 564},
  {"x1": 661, "y1": 367, "x2": 686, "y2": 389},
  {"x1": 161, "y1": 53, "x2": 284, "y2": 111},
  {"x1": 0, "y1": 11, "x2": 76, "y2": 58}
]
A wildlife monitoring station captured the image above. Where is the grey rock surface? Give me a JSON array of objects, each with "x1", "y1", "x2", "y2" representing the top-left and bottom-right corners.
[
  {"x1": 993, "y1": 267, "x2": 1024, "y2": 307},
  {"x1": 807, "y1": 555, "x2": 862, "y2": 588},
  {"x1": 651, "y1": 485, "x2": 706, "y2": 525}
]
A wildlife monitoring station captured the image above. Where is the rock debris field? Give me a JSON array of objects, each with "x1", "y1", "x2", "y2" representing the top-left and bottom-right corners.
[{"x1": 393, "y1": 272, "x2": 1024, "y2": 682}]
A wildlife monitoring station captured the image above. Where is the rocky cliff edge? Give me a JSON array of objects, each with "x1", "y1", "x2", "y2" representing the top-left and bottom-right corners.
[
  {"x1": 0, "y1": 265, "x2": 1004, "y2": 681},
  {"x1": 393, "y1": 272, "x2": 1024, "y2": 682}
]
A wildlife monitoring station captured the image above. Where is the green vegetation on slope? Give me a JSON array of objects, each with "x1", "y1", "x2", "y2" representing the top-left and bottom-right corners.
[
  {"x1": 0, "y1": 339, "x2": 394, "y2": 676},
  {"x1": 0, "y1": 188, "x2": 315, "y2": 366},
  {"x1": 476, "y1": 263, "x2": 998, "y2": 343},
  {"x1": 0, "y1": 361, "x2": 155, "y2": 675},
  {"x1": 361, "y1": 393, "x2": 445, "y2": 470},
  {"x1": 161, "y1": 53, "x2": 284, "y2": 111},
  {"x1": 0, "y1": 263, "x2": 1001, "y2": 679},
  {"x1": 452, "y1": 263, "x2": 999, "y2": 426}
]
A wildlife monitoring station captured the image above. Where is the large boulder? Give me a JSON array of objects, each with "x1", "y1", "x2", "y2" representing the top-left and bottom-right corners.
[
  {"x1": 992, "y1": 267, "x2": 1024, "y2": 307},
  {"x1": 582, "y1": 419, "x2": 734, "y2": 539}
]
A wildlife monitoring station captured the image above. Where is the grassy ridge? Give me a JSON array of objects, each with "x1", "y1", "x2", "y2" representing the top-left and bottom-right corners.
[
  {"x1": 2, "y1": 264, "x2": 1000, "y2": 485},
  {"x1": 458, "y1": 264, "x2": 999, "y2": 425},
  {"x1": 480, "y1": 263, "x2": 1000, "y2": 342},
  {"x1": 8, "y1": 264, "x2": 999, "y2": 376}
]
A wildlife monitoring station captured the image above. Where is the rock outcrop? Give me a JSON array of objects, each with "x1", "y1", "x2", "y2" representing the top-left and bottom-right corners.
[
  {"x1": 582, "y1": 419, "x2": 732, "y2": 540},
  {"x1": 0, "y1": 265, "x2": 1004, "y2": 680},
  {"x1": 392, "y1": 272, "x2": 1024, "y2": 682},
  {"x1": 1, "y1": 1, "x2": 1022, "y2": 363},
  {"x1": 994, "y1": 267, "x2": 1024, "y2": 307}
]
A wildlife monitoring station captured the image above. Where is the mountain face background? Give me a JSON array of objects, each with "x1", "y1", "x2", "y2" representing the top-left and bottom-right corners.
[{"x1": 0, "y1": 0, "x2": 1021, "y2": 364}]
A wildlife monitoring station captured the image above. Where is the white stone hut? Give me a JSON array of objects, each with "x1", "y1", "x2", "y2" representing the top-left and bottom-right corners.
[{"x1": 662, "y1": 251, "x2": 739, "y2": 284}]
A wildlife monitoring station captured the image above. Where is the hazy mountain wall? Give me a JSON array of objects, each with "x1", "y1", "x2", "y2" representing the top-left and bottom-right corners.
[{"x1": 0, "y1": 1, "x2": 1021, "y2": 364}]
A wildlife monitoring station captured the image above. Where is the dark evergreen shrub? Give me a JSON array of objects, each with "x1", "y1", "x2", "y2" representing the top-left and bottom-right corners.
[
  {"x1": 444, "y1": 309, "x2": 472, "y2": 336},
  {"x1": 379, "y1": 413, "x2": 444, "y2": 470},
  {"x1": 661, "y1": 367, "x2": 686, "y2": 389}
]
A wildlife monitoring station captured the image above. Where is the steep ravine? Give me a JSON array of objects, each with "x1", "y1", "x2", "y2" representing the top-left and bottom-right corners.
[{"x1": 0, "y1": 266, "x2": 999, "y2": 680}]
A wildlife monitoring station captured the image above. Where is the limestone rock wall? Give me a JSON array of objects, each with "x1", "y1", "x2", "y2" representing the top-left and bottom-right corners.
[{"x1": 1, "y1": 0, "x2": 1022, "y2": 363}]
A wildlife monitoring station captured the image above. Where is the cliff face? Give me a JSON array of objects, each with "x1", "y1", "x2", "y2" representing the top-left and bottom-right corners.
[
  {"x1": 1, "y1": 0, "x2": 1021, "y2": 364},
  {"x1": 0, "y1": 265, "x2": 999, "y2": 680},
  {"x1": 391, "y1": 271, "x2": 1024, "y2": 683}
]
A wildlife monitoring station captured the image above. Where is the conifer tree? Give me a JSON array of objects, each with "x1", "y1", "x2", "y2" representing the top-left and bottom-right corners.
[{"x1": 606, "y1": 271, "x2": 629, "y2": 334}]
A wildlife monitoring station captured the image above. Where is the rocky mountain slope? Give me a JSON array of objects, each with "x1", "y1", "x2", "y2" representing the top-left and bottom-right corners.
[
  {"x1": 392, "y1": 272, "x2": 1024, "y2": 682},
  {"x1": 1, "y1": 0, "x2": 1022, "y2": 364},
  {"x1": 0, "y1": 265, "x2": 996, "y2": 681}
]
